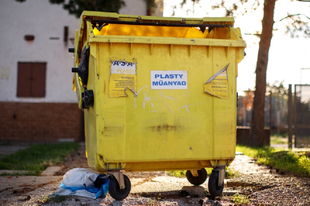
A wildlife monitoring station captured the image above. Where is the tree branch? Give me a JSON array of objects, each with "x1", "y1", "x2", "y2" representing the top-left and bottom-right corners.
[{"x1": 275, "y1": 13, "x2": 310, "y2": 22}]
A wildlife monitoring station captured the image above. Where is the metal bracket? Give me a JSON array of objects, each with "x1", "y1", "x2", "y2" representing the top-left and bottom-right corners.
[
  {"x1": 109, "y1": 172, "x2": 125, "y2": 189},
  {"x1": 190, "y1": 170, "x2": 198, "y2": 177},
  {"x1": 218, "y1": 168, "x2": 225, "y2": 187},
  {"x1": 214, "y1": 167, "x2": 225, "y2": 187}
]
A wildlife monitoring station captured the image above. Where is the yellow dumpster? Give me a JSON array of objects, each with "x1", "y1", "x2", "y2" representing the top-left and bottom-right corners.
[{"x1": 70, "y1": 11, "x2": 246, "y2": 200}]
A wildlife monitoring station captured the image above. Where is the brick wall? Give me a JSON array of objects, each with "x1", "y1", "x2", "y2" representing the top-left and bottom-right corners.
[
  {"x1": 236, "y1": 126, "x2": 270, "y2": 146},
  {"x1": 0, "y1": 102, "x2": 84, "y2": 142}
]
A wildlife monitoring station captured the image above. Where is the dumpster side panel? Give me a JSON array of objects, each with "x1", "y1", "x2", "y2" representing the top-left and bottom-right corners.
[
  {"x1": 84, "y1": 48, "x2": 106, "y2": 171},
  {"x1": 212, "y1": 47, "x2": 237, "y2": 160}
]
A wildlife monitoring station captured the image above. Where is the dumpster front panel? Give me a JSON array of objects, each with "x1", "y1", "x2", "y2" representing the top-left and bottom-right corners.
[{"x1": 87, "y1": 43, "x2": 238, "y2": 171}]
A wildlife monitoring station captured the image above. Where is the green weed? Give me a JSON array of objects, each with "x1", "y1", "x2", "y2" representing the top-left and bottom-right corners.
[
  {"x1": 37, "y1": 196, "x2": 50, "y2": 203},
  {"x1": 236, "y1": 145, "x2": 310, "y2": 176},
  {"x1": 233, "y1": 192, "x2": 249, "y2": 205},
  {"x1": 168, "y1": 170, "x2": 187, "y2": 177},
  {"x1": 270, "y1": 134, "x2": 288, "y2": 145},
  {"x1": 226, "y1": 167, "x2": 240, "y2": 178},
  {"x1": 168, "y1": 168, "x2": 214, "y2": 178},
  {"x1": 37, "y1": 194, "x2": 69, "y2": 203},
  {"x1": 169, "y1": 168, "x2": 235, "y2": 178}
]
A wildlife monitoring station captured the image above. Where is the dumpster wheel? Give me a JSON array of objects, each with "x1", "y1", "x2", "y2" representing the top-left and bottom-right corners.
[
  {"x1": 208, "y1": 170, "x2": 224, "y2": 196},
  {"x1": 186, "y1": 168, "x2": 207, "y2": 185},
  {"x1": 109, "y1": 174, "x2": 131, "y2": 200}
]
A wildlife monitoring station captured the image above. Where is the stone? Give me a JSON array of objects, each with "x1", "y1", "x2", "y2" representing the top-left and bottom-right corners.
[{"x1": 181, "y1": 186, "x2": 205, "y2": 197}]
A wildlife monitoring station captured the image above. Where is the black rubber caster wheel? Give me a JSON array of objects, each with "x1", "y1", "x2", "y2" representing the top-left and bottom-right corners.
[
  {"x1": 109, "y1": 174, "x2": 131, "y2": 200},
  {"x1": 208, "y1": 170, "x2": 224, "y2": 196},
  {"x1": 186, "y1": 168, "x2": 207, "y2": 185}
]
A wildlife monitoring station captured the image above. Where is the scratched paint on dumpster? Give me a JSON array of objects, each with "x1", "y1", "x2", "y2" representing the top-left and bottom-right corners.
[
  {"x1": 204, "y1": 64, "x2": 229, "y2": 99},
  {"x1": 109, "y1": 60, "x2": 137, "y2": 97}
]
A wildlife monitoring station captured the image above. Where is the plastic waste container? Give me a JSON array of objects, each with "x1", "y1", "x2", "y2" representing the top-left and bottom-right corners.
[{"x1": 70, "y1": 11, "x2": 246, "y2": 200}]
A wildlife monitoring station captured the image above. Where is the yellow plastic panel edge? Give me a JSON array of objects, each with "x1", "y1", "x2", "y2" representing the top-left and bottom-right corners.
[
  {"x1": 81, "y1": 11, "x2": 119, "y2": 19},
  {"x1": 89, "y1": 35, "x2": 246, "y2": 47},
  {"x1": 80, "y1": 11, "x2": 234, "y2": 25}
]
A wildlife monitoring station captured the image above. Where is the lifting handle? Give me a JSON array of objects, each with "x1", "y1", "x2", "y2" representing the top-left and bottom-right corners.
[{"x1": 68, "y1": 48, "x2": 75, "y2": 53}]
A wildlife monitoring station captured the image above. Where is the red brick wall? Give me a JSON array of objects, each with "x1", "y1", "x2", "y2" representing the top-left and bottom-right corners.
[
  {"x1": 236, "y1": 126, "x2": 270, "y2": 146},
  {"x1": 0, "y1": 102, "x2": 84, "y2": 142}
]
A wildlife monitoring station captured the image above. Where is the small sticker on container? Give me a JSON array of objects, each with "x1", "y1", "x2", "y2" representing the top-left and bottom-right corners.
[
  {"x1": 109, "y1": 60, "x2": 137, "y2": 97},
  {"x1": 204, "y1": 64, "x2": 229, "y2": 99},
  {"x1": 151, "y1": 71, "x2": 188, "y2": 90}
]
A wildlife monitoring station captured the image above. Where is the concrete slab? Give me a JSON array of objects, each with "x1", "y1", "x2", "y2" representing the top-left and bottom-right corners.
[
  {"x1": 0, "y1": 170, "x2": 29, "y2": 175},
  {"x1": 41, "y1": 166, "x2": 64, "y2": 176},
  {"x1": 0, "y1": 176, "x2": 62, "y2": 193}
]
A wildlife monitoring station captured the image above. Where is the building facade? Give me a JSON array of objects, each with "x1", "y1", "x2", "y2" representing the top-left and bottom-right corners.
[{"x1": 0, "y1": 0, "x2": 162, "y2": 142}]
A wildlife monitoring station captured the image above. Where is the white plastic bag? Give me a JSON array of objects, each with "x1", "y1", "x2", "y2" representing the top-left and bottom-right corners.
[{"x1": 57, "y1": 168, "x2": 109, "y2": 199}]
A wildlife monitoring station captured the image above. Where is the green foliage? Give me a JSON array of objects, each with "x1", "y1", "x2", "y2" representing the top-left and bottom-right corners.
[
  {"x1": 233, "y1": 192, "x2": 249, "y2": 205},
  {"x1": 168, "y1": 168, "x2": 237, "y2": 178},
  {"x1": 16, "y1": 0, "x2": 126, "y2": 18},
  {"x1": 236, "y1": 145, "x2": 310, "y2": 176},
  {"x1": 37, "y1": 196, "x2": 50, "y2": 204},
  {"x1": 168, "y1": 168, "x2": 214, "y2": 178},
  {"x1": 270, "y1": 138, "x2": 287, "y2": 145},
  {"x1": 16, "y1": 0, "x2": 160, "y2": 18},
  {"x1": 37, "y1": 194, "x2": 69, "y2": 203},
  {"x1": 267, "y1": 81, "x2": 287, "y2": 97},
  {"x1": 145, "y1": 0, "x2": 157, "y2": 10},
  {"x1": 270, "y1": 134, "x2": 288, "y2": 145},
  {"x1": 168, "y1": 170, "x2": 187, "y2": 177},
  {"x1": 0, "y1": 142, "x2": 79, "y2": 175},
  {"x1": 225, "y1": 166, "x2": 240, "y2": 178}
]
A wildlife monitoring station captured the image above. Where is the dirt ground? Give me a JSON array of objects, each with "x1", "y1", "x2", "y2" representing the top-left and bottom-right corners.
[{"x1": 1, "y1": 143, "x2": 310, "y2": 205}]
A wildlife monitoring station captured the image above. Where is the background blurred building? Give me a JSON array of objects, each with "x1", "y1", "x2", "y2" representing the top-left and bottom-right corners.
[{"x1": 0, "y1": 0, "x2": 162, "y2": 142}]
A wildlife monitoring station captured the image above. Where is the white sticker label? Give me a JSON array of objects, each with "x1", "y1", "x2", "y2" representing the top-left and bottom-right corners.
[
  {"x1": 111, "y1": 61, "x2": 136, "y2": 74},
  {"x1": 109, "y1": 61, "x2": 137, "y2": 97},
  {"x1": 151, "y1": 71, "x2": 188, "y2": 89}
]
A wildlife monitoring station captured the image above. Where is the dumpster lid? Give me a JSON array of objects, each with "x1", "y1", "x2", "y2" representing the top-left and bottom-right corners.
[{"x1": 80, "y1": 11, "x2": 235, "y2": 29}]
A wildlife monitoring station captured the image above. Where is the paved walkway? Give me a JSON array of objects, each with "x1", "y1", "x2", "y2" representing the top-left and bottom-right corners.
[{"x1": 0, "y1": 144, "x2": 29, "y2": 158}]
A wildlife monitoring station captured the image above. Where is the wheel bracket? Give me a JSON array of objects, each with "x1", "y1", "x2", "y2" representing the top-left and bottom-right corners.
[
  {"x1": 213, "y1": 167, "x2": 225, "y2": 187},
  {"x1": 218, "y1": 168, "x2": 225, "y2": 187},
  {"x1": 190, "y1": 170, "x2": 199, "y2": 177},
  {"x1": 109, "y1": 172, "x2": 125, "y2": 189}
]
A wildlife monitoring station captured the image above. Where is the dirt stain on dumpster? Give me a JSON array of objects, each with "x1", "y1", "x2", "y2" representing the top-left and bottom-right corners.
[{"x1": 150, "y1": 125, "x2": 177, "y2": 132}]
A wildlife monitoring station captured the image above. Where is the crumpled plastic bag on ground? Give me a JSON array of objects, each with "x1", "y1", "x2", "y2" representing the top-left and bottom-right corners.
[{"x1": 57, "y1": 168, "x2": 109, "y2": 199}]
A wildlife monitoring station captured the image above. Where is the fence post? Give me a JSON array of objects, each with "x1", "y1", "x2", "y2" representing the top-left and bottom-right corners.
[
  {"x1": 269, "y1": 92, "x2": 272, "y2": 129},
  {"x1": 288, "y1": 84, "x2": 292, "y2": 149}
]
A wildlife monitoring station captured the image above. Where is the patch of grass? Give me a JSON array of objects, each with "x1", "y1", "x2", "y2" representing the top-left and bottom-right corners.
[
  {"x1": 0, "y1": 142, "x2": 79, "y2": 175},
  {"x1": 226, "y1": 167, "x2": 240, "y2": 178},
  {"x1": 168, "y1": 170, "x2": 187, "y2": 177},
  {"x1": 37, "y1": 196, "x2": 50, "y2": 204},
  {"x1": 236, "y1": 145, "x2": 310, "y2": 176},
  {"x1": 37, "y1": 195, "x2": 70, "y2": 203},
  {"x1": 168, "y1": 168, "x2": 236, "y2": 179},
  {"x1": 233, "y1": 192, "x2": 249, "y2": 205},
  {"x1": 270, "y1": 132, "x2": 287, "y2": 138},
  {"x1": 168, "y1": 168, "x2": 214, "y2": 178},
  {"x1": 270, "y1": 134, "x2": 288, "y2": 145},
  {"x1": 206, "y1": 168, "x2": 213, "y2": 176}
]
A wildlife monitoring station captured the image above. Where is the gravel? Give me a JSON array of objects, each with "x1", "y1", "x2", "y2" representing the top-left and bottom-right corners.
[{"x1": 0, "y1": 144, "x2": 310, "y2": 205}]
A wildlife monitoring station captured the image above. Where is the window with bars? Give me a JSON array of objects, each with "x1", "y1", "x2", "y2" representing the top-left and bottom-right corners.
[{"x1": 17, "y1": 62, "x2": 46, "y2": 97}]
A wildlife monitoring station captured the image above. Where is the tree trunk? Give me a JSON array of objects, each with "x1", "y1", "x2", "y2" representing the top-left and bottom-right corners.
[{"x1": 250, "y1": 0, "x2": 275, "y2": 147}]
